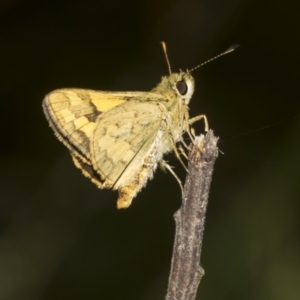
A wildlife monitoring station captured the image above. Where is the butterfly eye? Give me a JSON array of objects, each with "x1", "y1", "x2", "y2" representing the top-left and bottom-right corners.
[{"x1": 176, "y1": 81, "x2": 188, "y2": 95}]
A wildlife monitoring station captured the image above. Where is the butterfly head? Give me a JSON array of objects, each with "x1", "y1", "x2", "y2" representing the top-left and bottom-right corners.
[
  {"x1": 151, "y1": 71, "x2": 195, "y2": 105},
  {"x1": 167, "y1": 71, "x2": 195, "y2": 104}
]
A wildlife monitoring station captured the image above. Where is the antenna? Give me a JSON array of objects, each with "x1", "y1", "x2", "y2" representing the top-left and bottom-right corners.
[
  {"x1": 188, "y1": 44, "x2": 240, "y2": 73},
  {"x1": 161, "y1": 41, "x2": 172, "y2": 75}
]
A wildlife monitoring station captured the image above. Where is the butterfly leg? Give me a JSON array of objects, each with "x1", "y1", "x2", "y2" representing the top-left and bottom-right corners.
[
  {"x1": 180, "y1": 135, "x2": 190, "y2": 150},
  {"x1": 190, "y1": 127, "x2": 196, "y2": 139},
  {"x1": 160, "y1": 160, "x2": 184, "y2": 195},
  {"x1": 178, "y1": 144, "x2": 188, "y2": 160},
  {"x1": 184, "y1": 114, "x2": 209, "y2": 147},
  {"x1": 189, "y1": 114, "x2": 209, "y2": 132},
  {"x1": 168, "y1": 135, "x2": 188, "y2": 172}
]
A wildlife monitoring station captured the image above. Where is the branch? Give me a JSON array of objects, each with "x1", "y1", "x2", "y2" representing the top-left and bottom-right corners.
[{"x1": 165, "y1": 130, "x2": 219, "y2": 300}]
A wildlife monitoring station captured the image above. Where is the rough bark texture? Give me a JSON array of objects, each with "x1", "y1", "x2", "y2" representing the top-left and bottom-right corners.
[{"x1": 165, "y1": 130, "x2": 219, "y2": 300}]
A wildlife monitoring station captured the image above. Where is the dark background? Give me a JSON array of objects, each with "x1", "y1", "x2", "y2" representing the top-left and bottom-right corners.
[{"x1": 1, "y1": 0, "x2": 300, "y2": 299}]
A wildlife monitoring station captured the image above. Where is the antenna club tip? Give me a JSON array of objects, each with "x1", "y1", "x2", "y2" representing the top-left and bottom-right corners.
[
  {"x1": 227, "y1": 44, "x2": 240, "y2": 52},
  {"x1": 188, "y1": 43, "x2": 239, "y2": 73},
  {"x1": 161, "y1": 41, "x2": 167, "y2": 51}
]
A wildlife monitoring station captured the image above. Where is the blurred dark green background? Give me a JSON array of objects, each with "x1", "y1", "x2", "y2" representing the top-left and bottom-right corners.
[{"x1": 1, "y1": 0, "x2": 299, "y2": 299}]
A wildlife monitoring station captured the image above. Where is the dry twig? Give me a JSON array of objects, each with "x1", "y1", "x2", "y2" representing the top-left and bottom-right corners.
[{"x1": 165, "y1": 130, "x2": 219, "y2": 300}]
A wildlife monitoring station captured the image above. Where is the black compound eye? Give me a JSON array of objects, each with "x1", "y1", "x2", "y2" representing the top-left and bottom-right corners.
[{"x1": 176, "y1": 81, "x2": 188, "y2": 95}]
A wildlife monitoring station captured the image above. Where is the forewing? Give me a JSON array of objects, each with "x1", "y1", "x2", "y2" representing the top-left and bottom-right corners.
[
  {"x1": 90, "y1": 100, "x2": 163, "y2": 187},
  {"x1": 43, "y1": 88, "x2": 150, "y2": 163}
]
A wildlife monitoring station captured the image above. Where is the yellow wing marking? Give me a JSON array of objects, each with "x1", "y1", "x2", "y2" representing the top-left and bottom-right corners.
[{"x1": 42, "y1": 88, "x2": 139, "y2": 163}]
